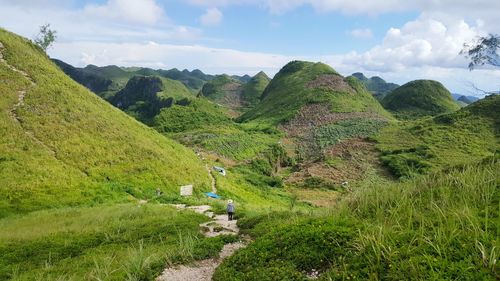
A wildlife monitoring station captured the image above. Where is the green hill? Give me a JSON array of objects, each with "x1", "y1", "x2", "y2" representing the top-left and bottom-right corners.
[
  {"x1": 382, "y1": 80, "x2": 460, "y2": 119},
  {"x1": 110, "y1": 75, "x2": 193, "y2": 122},
  {"x1": 51, "y1": 59, "x2": 112, "y2": 94},
  {"x1": 199, "y1": 74, "x2": 245, "y2": 111},
  {"x1": 239, "y1": 61, "x2": 392, "y2": 125},
  {"x1": 242, "y1": 71, "x2": 270, "y2": 107},
  {"x1": 0, "y1": 28, "x2": 210, "y2": 217},
  {"x1": 351, "y1": 72, "x2": 399, "y2": 100},
  {"x1": 376, "y1": 94, "x2": 499, "y2": 178}
]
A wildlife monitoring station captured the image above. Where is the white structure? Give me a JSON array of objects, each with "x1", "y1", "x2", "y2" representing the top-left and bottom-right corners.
[
  {"x1": 213, "y1": 166, "x2": 226, "y2": 176},
  {"x1": 180, "y1": 184, "x2": 193, "y2": 196}
]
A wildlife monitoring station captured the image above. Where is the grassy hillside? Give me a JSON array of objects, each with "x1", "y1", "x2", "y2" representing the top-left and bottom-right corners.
[
  {"x1": 382, "y1": 80, "x2": 460, "y2": 119},
  {"x1": 215, "y1": 158, "x2": 499, "y2": 280},
  {"x1": 351, "y1": 72, "x2": 399, "y2": 100},
  {"x1": 239, "y1": 61, "x2": 392, "y2": 125},
  {"x1": 199, "y1": 74, "x2": 245, "y2": 111},
  {"x1": 110, "y1": 75, "x2": 193, "y2": 122},
  {"x1": 242, "y1": 71, "x2": 270, "y2": 107},
  {"x1": 0, "y1": 28, "x2": 210, "y2": 217},
  {"x1": 376, "y1": 94, "x2": 499, "y2": 178}
]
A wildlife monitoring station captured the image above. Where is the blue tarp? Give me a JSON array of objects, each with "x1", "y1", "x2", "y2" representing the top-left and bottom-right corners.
[{"x1": 204, "y1": 192, "x2": 222, "y2": 199}]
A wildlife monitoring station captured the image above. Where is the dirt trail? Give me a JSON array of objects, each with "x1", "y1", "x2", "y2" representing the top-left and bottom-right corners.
[
  {"x1": 0, "y1": 41, "x2": 55, "y2": 156},
  {"x1": 157, "y1": 205, "x2": 246, "y2": 281},
  {"x1": 205, "y1": 164, "x2": 217, "y2": 194}
]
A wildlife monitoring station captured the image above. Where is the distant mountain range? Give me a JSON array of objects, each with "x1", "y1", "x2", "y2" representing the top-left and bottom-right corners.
[{"x1": 350, "y1": 72, "x2": 399, "y2": 100}]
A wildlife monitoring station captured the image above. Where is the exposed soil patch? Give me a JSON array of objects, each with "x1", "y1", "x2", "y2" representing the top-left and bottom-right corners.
[
  {"x1": 307, "y1": 74, "x2": 355, "y2": 94},
  {"x1": 281, "y1": 104, "x2": 385, "y2": 138},
  {"x1": 286, "y1": 139, "x2": 387, "y2": 186},
  {"x1": 219, "y1": 82, "x2": 245, "y2": 112}
]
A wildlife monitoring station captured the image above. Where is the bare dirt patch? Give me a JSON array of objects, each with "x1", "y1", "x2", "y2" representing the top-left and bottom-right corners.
[
  {"x1": 286, "y1": 138, "x2": 387, "y2": 186},
  {"x1": 307, "y1": 74, "x2": 355, "y2": 94},
  {"x1": 281, "y1": 104, "x2": 384, "y2": 138}
]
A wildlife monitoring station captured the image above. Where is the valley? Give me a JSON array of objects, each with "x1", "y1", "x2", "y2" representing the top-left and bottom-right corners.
[{"x1": 0, "y1": 26, "x2": 498, "y2": 281}]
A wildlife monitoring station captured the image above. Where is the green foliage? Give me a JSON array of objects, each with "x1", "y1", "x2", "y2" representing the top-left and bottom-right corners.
[
  {"x1": 314, "y1": 118, "x2": 388, "y2": 149},
  {"x1": 154, "y1": 98, "x2": 231, "y2": 133},
  {"x1": 238, "y1": 61, "x2": 391, "y2": 125},
  {"x1": 351, "y1": 72, "x2": 399, "y2": 100},
  {"x1": 461, "y1": 33, "x2": 499, "y2": 70},
  {"x1": 214, "y1": 218, "x2": 359, "y2": 280},
  {"x1": 33, "y1": 24, "x2": 56, "y2": 52},
  {"x1": 200, "y1": 74, "x2": 241, "y2": 102},
  {"x1": 0, "y1": 204, "x2": 228, "y2": 280},
  {"x1": 376, "y1": 95, "x2": 499, "y2": 178},
  {"x1": 0, "y1": 28, "x2": 210, "y2": 216},
  {"x1": 242, "y1": 71, "x2": 270, "y2": 106},
  {"x1": 216, "y1": 160, "x2": 500, "y2": 280},
  {"x1": 382, "y1": 80, "x2": 460, "y2": 119}
]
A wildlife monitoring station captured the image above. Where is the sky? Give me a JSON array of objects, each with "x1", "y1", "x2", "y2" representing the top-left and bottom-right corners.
[{"x1": 0, "y1": 0, "x2": 499, "y2": 96}]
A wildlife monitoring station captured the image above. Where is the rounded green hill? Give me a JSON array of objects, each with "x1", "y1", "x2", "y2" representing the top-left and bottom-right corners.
[
  {"x1": 382, "y1": 80, "x2": 460, "y2": 119},
  {"x1": 239, "y1": 60, "x2": 392, "y2": 124}
]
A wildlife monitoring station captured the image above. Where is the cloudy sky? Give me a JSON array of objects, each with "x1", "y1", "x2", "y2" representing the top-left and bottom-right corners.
[{"x1": 0, "y1": 0, "x2": 499, "y2": 95}]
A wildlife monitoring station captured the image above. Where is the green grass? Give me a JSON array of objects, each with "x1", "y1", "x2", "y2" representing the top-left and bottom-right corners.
[
  {"x1": 376, "y1": 95, "x2": 499, "y2": 178},
  {"x1": 241, "y1": 71, "x2": 270, "y2": 107},
  {"x1": 215, "y1": 159, "x2": 499, "y2": 280},
  {"x1": 0, "y1": 203, "x2": 241, "y2": 280},
  {"x1": 313, "y1": 118, "x2": 388, "y2": 149},
  {"x1": 0, "y1": 28, "x2": 210, "y2": 217},
  {"x1": 199, "y1": 74, "x2": 242, "y2": 103},
  {"x1": 382, "y1": 80, "x2": 460, "y2": 120},
  {"x1": 238, "y1": 61, "x2": 392, "y2": 125}
]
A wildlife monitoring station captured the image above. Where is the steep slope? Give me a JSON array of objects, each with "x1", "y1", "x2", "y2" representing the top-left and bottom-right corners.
[
  {"x1": 242, "y1": 71, "x2": 270, "y2": 107},
  {"x1": 376, "y1": 94, "x2": 499, "y2": 178},
  {"x1": 110, "y1": 75, "x2": 193, "y2": 122},
  {"x1": 239, "y1": 61, "x2": 391, "y2": 125},
  {"x1": 52, "y1": 59, "x2": 112, "y2": 94},
  {"x1": 0, "y1": 29, "x2": 210, "y2": 216},
  {"x1": 351, "y1": 72, "x2": 399, "y2": 100},
  {"x1": 199, "y1": 74, "x2": 245, "y2": 112},
  {"x1": 382, "y1": 80, "x2": 460, "y2": 119}
]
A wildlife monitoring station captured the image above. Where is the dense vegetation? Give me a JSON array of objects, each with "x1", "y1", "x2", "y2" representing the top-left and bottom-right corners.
[
  {"x1": 242, "y1": 71, "x2": 270, "y2": 106},
  {"x1": 2, "y1": 26, "x2": 498, "y2": 281},
  {"x1": 215, "y1": 159, "x2": 499, "y2": 280},
  {"x1": 376, "y1": 94, "x2": 499, "y2": 178},
  {"x1": 382, "y1": 80, "x2": 460, "y2": 119},
  {"x1": 351, "y1": 72, "x2": 399, "y2": 100},
  {"x1": 239, "y1": 61, "x2": 391, "y2": 125},
  {"x1": 0, "y1": 28, "x2": 210, "y2": 217}
]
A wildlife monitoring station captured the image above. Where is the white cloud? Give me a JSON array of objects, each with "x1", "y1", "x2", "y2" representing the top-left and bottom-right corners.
[
  {"x1": 341, "y1": 15, "x2": 483, "y2": 72},
  {"x1": 50, "y1": 41, "x2": 294, "y2": 75},
  {"x1": 186, "y1": 0, "x2": 500, "y2": 30},
  {"x1": 347, "y1": 28, "x2": 373, "y2": 39},
  {"x1": 199, "y1": 8, "x2": 223, "y2": 26},
  {"x1": 84, "y1": 0, "x2": 164, "y2": 25}
]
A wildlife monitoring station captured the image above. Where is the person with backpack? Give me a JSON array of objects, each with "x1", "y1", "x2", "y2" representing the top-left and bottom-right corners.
[{"x1": 227, "y1": 200, "x2": 235, "y2": 221}]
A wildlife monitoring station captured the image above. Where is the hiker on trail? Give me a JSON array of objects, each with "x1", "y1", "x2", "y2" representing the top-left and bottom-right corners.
[{"x1": 227, "y1": 200, "x2": 235, "y2": 221}]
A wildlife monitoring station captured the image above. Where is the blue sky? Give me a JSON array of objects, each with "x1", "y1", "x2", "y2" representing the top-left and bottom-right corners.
[{"x1": 0, "y1": 0, "x2": 499, "y2": 95}]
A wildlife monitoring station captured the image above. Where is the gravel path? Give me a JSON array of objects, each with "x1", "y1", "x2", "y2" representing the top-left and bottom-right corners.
[{"x1": 157, "y1": 205, "x2": 246, "y2": 281}]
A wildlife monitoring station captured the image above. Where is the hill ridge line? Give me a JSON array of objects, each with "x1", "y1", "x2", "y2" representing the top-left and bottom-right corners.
[{"x1": 0, "y1": 41, "x2": 55, "y2": 156}]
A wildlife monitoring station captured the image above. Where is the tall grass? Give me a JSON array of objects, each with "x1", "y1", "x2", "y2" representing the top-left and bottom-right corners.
[{"x1": 215, "y1": 159, "x2": 499, "y2": 280}]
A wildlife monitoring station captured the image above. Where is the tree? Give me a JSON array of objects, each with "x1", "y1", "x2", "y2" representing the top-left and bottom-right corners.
[
  {"x1": 461, "y1": 34, "x2": 499, "y2": 70},
  {"x1": 34, "y1": 24, "x2": 57, "y2": 52}
]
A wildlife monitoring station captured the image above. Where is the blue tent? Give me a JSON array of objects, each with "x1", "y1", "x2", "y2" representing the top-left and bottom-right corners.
[{"x1": 204, "y1": 192, "x2": 222, "y2": 199}]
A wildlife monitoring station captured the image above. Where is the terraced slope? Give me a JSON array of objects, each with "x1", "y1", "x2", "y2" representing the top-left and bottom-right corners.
[{"x1": 0, "y1": 28, "x2": 210, "y2": 217}]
